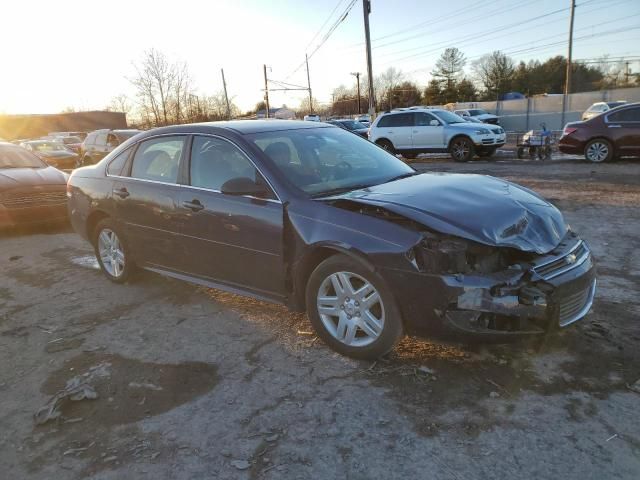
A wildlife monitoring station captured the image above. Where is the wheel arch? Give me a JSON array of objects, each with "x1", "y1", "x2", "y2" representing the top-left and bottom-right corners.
[
  {"x1": 86, "y1": 210, "x2": 110, "y2": 242},
  {"x1": 290, "y1": 243, "x2": 375, "y2": 311}
]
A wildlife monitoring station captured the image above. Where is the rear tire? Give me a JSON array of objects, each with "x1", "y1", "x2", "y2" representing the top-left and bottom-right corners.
[
  {"x1": 449, "y1": 136, "x2": 475, "y2": 162},
  {"x1": 92, "y1": 218, "x2": 135, "y2": 284},
  {"x1": 376, "y1": 139, "x2": 395, "y2": 154},
  {"x1": 584, "y1": 139, "x2": 613, "y2": 163},
  {"x1": 305, "y1": 254, "x2": 403, "y2": 360}
]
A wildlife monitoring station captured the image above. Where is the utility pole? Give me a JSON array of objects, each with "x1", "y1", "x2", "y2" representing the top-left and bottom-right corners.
[
  {"x1": 625, "y1": 61, "x2": 630, "y2": 86},
  {"x1": 564, "y1": 0, "x2": 576, "y2": 96},
  {"x1": 263, "y1": 64, "x2": 270, "y2": 118},
  {"x1": 362, "y1": 0, "x2": 375, "y2": 117},
  {"x1": 351, "y1": 72, "x2": 361, "y2": 114},
  {"x1": 305, "y1": 54, "x2": 313, "y2": 114},
  {"x1": 221, "y1": 68, "x2": 231, "y2": 120}
]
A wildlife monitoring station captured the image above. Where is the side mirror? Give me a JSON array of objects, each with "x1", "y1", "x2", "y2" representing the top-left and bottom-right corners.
[
  {"x1": 429, "y1": 119, "x2": 439, "y2": 126},
  {"x1": 221, "y1": 177, "x2": 268, "y2": 197}
]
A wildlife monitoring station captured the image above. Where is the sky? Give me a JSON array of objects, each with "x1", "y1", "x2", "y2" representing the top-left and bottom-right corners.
[{"x1": 1, "y1": 0, "x2": 639, "y2": 115}]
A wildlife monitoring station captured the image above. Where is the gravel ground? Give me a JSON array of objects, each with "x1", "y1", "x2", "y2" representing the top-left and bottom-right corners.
[{"x1": 1, "y1": 158, "x2": 639, "y2": 479}]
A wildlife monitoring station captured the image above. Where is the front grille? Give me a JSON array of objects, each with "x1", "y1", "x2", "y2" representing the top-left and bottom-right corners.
[
  {"x1": 482, "y1": 139, "x2": 494, "y2": 144},
  {"x1": 558, "y1": 280, "x2": 596, "y2": 326},
  {"x1": 0, "y1": 190, "x2": 67, "y2": 209},
  {"x1": 533, "y1": 241, "x2": 590, "y2": 280}
]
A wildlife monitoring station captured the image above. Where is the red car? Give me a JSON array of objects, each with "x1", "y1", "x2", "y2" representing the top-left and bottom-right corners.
[{"x1": 559, "y1": 102, "x2": 640, "y2": 162}]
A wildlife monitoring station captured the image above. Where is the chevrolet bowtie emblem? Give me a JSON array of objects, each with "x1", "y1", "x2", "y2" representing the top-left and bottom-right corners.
[{"x1": 565, "y1": 253, "x2": 577, "y2": 264}]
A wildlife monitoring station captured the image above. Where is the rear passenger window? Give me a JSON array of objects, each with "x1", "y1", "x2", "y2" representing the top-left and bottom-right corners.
[
  {"x1": 130, "y1": 136, "x2": 185, "y2": 183},
  {"x1": 106, "y1": 148, "x2": 130, "y2": 176},
  {"x1": 608, "y1": 108, "x2": 640, "y2": 122},
  {"x1": 379, "y1": 113, "x2": 413, "y2": 127}
]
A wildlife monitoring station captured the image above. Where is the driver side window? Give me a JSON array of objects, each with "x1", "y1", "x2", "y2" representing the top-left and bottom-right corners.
[
  {"x1": 190, "y1": 136, "x2": 275, "y2": 199},
  {"x1": 415, "y1": 112, "x2": 438, "y2": 126}
]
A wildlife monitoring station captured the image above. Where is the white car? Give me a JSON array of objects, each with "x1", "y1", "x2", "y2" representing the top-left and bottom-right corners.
[
  {"x1": 581, "y1": 101, "x2": 626, "y2": 121},
  {"x1": 369, "y1": 107, "x2": 506, "y2": 161},
  {"x1": 454, "y1": 108, "x2": 500, "y2": 125},
  {"x1": 303, "y1": 114, "x2": 320, "y2": 122}
]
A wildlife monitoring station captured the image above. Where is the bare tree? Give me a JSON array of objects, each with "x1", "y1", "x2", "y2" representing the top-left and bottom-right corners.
[
  {"x1": 378, "y1": 67, "x2": 404, "y2": 110},
  {"x1": 108, "y1": 94, "x2": 133, "y2": 116},
  {"x1": 472, "y1": 51, "x2": 515, "y2": 99}
]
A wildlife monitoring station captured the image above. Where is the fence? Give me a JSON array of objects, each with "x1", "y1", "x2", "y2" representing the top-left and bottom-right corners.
[{"x1": 454, "y1": 87, "x2": 640, "y2": 132}]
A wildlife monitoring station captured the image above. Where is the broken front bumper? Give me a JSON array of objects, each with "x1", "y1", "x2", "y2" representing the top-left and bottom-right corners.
[
  {"x1": 445, "y1": 239, "x2": 596, "y2": 336},
  {"x1": 384, "y1": 236, "x2": 597, "y2": 338}
]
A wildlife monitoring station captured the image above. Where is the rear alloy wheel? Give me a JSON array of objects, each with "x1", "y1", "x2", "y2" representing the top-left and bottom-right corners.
[
  {"x1": 450, "y1": 137, "x2": 475, "y2": 162},
  {"x1": 93, "y1": 219, "x2": 134, "y2": 283},
  {"x1": 306, "y1": 255, "x2": 403, "y2": 359},
  {"x1": 584, "y1": 139, "x2": 613, "y2": 163},
  {"x1": 376, "y1": 139, "x2": 395, "y2": 154}
]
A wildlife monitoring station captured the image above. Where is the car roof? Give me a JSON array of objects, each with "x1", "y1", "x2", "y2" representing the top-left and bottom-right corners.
[{"x1": 141, "y1": 120, "x2": 334, "y2": 136}]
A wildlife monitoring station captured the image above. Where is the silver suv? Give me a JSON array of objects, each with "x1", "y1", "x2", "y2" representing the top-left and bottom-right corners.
[{"x1": 368, "y1": 107, "x2": 506, "y2": 161}]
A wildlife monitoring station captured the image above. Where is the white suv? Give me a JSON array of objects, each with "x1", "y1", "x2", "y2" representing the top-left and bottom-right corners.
[{"x1": 369, "y1": 108, "x2": 506, "y2": 161}]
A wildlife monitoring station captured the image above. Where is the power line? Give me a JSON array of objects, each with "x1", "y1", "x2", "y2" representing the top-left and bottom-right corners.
[{"x1": 303, "y1": 0, "x2": 346, "y2": 52}]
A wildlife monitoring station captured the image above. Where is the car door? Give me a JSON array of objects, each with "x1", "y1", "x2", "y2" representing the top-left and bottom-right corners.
[
  {"x1": 379, "y1": 113, "x2": 413, "y2": 149},
  {"x1": 412, "y1": 112, "x2": 445, "y2": 149},
  {"x1": 606, "y1": 107, "x2": 640, "y2": 155},
  {"x1": 174, "y1": 135, "x2": 285, "y2": 299},
  {"x1": 111, "y1": 135, "x2": 188, "y2": 270},
  {"x1": 93, "y1": 131, "x2": 108, "y2": 161}
]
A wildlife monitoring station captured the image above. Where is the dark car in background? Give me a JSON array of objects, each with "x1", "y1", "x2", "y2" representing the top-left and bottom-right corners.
[
  {"x1": 50, "y1": 135, "x2": 84, "y2": 154},
  {"x1": 0, "y1": 142, "x2": 68, "y2": 228},
  {"x1": 67, "y1": 121, "x2": 596, "y2": 359},
  {"x1": 559, "y1": 102, "x2": 640, "y2": 162},
  {"x1": 79, "y1": 129, "x2": 142, "y2": 166},
  {"x1": 19, "y1": 140, "x2": 79, "y2": 170},
  {"x1": 326, "y1": 119, "x2": 369, "y2": 138}
]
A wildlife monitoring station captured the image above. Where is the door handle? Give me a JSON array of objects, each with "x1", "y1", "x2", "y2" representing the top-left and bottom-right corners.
[
  {"x1": 113, "y1": 187, "x2": 129, "y2": 198},
  {"x1": 607, "y1": 124, "x2": 621, "y2": 128},
  {"x1": 182, "y1": 199, "x2": 204, "y2": 212}
]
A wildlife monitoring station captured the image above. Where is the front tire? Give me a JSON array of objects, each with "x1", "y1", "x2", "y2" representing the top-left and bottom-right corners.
[
  {"x1": 376, "y1": 139, "x2": 395, "y2": 154},
  {"x1": 449, "y1": 137, "x2": 475, "y2": 162},
  {"x1": 93, "y1": 218, "x2": 134, "y2": 283},
  {"x1": 584, "y1": 139, "x2": 613, "y2": 163},
  {"x1": 305, "y1": 255, "x2": 403, "y2": 360}
]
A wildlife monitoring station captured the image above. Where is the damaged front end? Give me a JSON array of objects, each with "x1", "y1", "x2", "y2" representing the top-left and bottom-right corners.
[{"x1": 408, "y1": 230, "x2": 596, "y2": 337}]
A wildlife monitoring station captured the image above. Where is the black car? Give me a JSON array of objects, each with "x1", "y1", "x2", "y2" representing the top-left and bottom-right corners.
[
  {"x1": 67, "y1": 121, "x2": 596, "y2": 359},
  {"x1": 326, "y1": 119, "x2": 370, "y2": 138},
  {"x1": 80, "y1": 129, "x2": 142, "y2": 166},
  {"x1": 0, "y1": 142, "x2": 68, "y2": 228},
  {"x1": 20, "y1": 140, "x2": 80, "y2": 170}
]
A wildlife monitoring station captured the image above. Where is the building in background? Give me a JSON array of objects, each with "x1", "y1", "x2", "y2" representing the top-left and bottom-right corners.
[{"x1": 0, "y1": 111, "x2": 127, "y2": 140}]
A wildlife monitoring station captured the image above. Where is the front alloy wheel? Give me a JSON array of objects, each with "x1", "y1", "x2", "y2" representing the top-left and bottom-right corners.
[
  {"x1": 450, "y1": 137, "x2": 474, "y2": 162},
  {"x1": 585, "y1": 139, "x2": 612, "y2": 163},
  {"x1": 317, "y1": 271, "x2": 384, "y2": 347},
  {"x1": 306, "y1": 255, "x2": 403, "y2": 359}
]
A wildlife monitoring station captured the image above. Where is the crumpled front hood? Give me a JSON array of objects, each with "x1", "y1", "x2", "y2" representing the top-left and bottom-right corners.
[
  {"x1": 337, "y1": 173, "x2": 567, "y2": 254},
  {"x1": 0, "y1": 166, "x2": 67, "y2": 190},
  {"x1": 37, "y1": 150, "x2": 78, "y2": 159}
]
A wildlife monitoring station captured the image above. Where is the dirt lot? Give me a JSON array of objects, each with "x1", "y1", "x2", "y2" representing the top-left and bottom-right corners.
[{"x1": 1, "y1": 158, "x2": 639, "y2": 479}]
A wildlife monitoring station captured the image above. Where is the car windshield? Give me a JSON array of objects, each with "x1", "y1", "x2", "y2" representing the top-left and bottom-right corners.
[
  {"x1": 0, "y1": 145, "x2": 47, "y2": 168},
  {"x1": 248, "y1": 127, "x2": 415, "y2": 197},
  {"x1": 607, "y1": 102, "x2": 626, "y2": 108},
  {"x1": 468, "y1": 109, "x2": 487, "y2": 116},
  {"x1": 30, "y1": 142, "x2": 67, "y2": 152},
  {"x1": 434, "y1": 110, "x2": 467, "y2": 124}
]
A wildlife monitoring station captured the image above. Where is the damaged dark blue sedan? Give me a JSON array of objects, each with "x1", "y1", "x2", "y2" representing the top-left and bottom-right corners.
[{"x1": 67, "y1": 121, "x2": 596, "y2": 359}]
